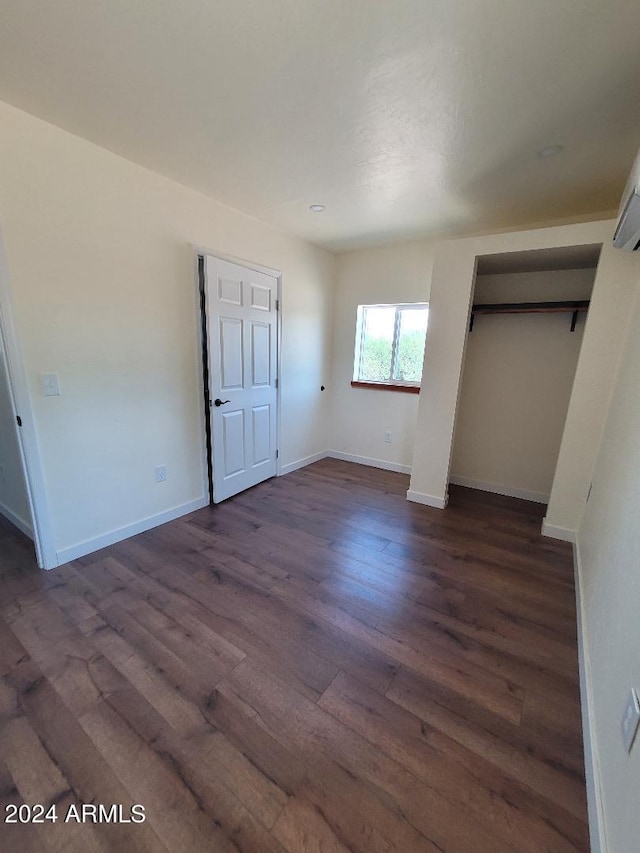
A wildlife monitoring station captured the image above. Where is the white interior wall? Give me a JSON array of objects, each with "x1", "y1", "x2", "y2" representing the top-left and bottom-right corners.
[
  {"x1": 576, "y1": 259, "x2": 640, "y2": 853},
  {"x1": 450, "y1": 268, "x2": 595, "y2": 502},
  {"x1": 544, "y1": 244, "x2": 640, "y2": 538},
  {"x1": 0, "y1": 100, "x2": 335, "y2": 564},
  {"x1": 0, "y1": 336, "x2": 31, "y2": 535},
  {"x1": 329, "y1": 239, "x2": 435, "y2": 471},
  {"x1": 408, "y1": 220, "x2": 637, "y2": 533}
]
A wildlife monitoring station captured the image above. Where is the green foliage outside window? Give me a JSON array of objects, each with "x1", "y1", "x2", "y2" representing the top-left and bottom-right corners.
[
  {"x1": 394, "y1": 328, "x2": 426, "y2": 382},
  {"x1": 360, "y1": 335, "x2": 393, "y2": 381},
  {"x1": 356, "y1": 304, "x2": 428, "y2": 385}
]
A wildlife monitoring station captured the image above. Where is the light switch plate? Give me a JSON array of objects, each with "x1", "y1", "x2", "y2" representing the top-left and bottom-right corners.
[
  {"x1": 40, "y1": 373, "x2": 61, "y2": 396},
  {"x1": 622, "y1": 688, "x2": 640, "y2": 753}
]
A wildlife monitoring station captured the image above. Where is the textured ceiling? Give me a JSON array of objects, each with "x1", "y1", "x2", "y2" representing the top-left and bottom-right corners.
[{"x1": 0, "y1": 0, "x2": 639, "y2": 251}]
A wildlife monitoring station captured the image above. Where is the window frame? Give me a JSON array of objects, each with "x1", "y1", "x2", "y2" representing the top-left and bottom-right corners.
[{"x1": 352, "y1": 302, "x2": 429, "y2": 391}]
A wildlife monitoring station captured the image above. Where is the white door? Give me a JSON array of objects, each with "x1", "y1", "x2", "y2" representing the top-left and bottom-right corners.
[{"x1": 204, "y1": 255, "x2": 278, "y2": 503}]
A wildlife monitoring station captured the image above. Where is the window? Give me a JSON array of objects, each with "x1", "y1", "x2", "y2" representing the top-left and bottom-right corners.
[{"x1": 352, "y1": 303, "x2": 429, "y2": 390}]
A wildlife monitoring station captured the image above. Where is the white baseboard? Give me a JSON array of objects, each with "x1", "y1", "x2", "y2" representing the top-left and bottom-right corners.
[
  {"x1": 573, "y1": 541, "x2": 607, "y2": 853},
  {"x1": 327, "y1": 450, "x2": 411, "y2": 475},
  {"x1": 406, "y1": 489, "x2": 448, "y2": 509},
  {"x1": 279, "y1": 450, "x2": 328, "y2": 475},
  {"x1": 541, "y1": 518, "x2": 577, "y2": 543},
  {"x1": 55, "y1": 496, "x2": 209, "y2": 568},
  {"x1": 0, "y1": 499, "x2": 33, "y2": 539},
  {"x1": 449, "y1": 475, "x2": 549, "y2": 504}
]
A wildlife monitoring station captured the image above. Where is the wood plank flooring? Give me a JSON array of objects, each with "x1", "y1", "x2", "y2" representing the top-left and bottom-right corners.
[{"x1": 0, "y1": 459, "x2": 589, "y2": 852}]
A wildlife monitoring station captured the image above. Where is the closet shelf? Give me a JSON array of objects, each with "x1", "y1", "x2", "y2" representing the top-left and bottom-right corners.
[{"x1": 469, "y1": 300, "x2": 590, "y2": 332}]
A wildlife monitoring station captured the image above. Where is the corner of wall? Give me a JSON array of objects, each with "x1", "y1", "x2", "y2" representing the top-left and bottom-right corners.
[
  {"x1": 406, "y1": 489, "x2": 448, "y2": 509},
  {"x1": 573, "y1": 539, "x2": 607, "y2": 853},
  {"x1": 541, "y1": 518, "x2": 577, "y2": 543}
]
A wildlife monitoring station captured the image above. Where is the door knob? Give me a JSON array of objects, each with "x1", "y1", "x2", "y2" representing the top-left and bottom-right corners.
[{"x1": 213, "y1": 398, "x2": 231, "y2": 407}]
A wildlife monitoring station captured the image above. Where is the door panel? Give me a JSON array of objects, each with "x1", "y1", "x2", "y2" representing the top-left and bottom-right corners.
[
  {"x1": 219, "y1": 318, "x2": 244, "y2": 390},
  {"x1": 250, "y1": 283, "x2": 271, "y2": 311},
  {"x1": 251, "y1": 322, "x2": 271, "y2": 387},
  {"x1": 251, "y1": 405, "x2": 271, "y2": 466},
  {"x1": 222, "y1": 409, "x2": 246, "y2": 477},
  {"x1": 205, "y1": 255, "x2": 278, "y2": 502},
  {"x1": 219, "y1": 277, "x2": 243, "y2": 305}
]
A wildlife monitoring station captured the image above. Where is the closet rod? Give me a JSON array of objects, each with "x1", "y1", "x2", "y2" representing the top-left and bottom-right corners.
[{"x1": 469, "y1": 300, "x2": 590, "y2": 333}]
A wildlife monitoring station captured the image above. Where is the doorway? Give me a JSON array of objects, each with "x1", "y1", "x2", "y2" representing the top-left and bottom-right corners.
[
  {"x1": 0, "y1": 234, "x2": 55, "y2": 568},
  {"x1": 450, "y1": 244, "x2": 601, "y2": 504},
  {"x1": 0, "y1": 333, "x2": 31, "y2": 537},
  {"x1": 198, "y1": 252, "x2": 281, "y2": 504}
]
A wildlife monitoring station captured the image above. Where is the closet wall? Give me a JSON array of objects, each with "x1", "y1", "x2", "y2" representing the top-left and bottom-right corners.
[{"x1": 450, "y1": 267, "x2": 596, "y2": 502}]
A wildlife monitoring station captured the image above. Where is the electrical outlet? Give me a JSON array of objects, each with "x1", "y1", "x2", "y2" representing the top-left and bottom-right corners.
[
  {"x1": 384, "y1": 431, "x2": 392, "y2": 444},
  {"x1": 622, "y1": 688, "x2": 640, "y2": 752},
  {"x1": 155, "y1": 465, "x2": 167, "y2": 483}
]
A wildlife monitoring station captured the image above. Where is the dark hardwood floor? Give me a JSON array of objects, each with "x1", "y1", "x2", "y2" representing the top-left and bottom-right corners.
[{"x1": 0, "y1": 459, "x2": 588, "y2": 852}]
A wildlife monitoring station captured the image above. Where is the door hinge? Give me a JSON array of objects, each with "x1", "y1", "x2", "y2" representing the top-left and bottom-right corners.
[
  {"x1": 16, "y1": 415, "x2": 22, "y2": 427},
  {"x1": 276, "y1": 449, "x2": 279, "y2": 459},
  {"x1": 276, "y1": 299, "x2": 280, "y2": 312},
  {"x1": 275, "y1": 377, "x2": 279, "y2": 389}
]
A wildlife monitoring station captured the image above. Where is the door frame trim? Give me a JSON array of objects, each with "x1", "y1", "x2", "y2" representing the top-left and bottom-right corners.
[
  {"x1": 193, "y1": 246, "x2": 283, "y2": 503},
  {"x1": 0, "y1": 228, "x2": 57, "y2": 568}
]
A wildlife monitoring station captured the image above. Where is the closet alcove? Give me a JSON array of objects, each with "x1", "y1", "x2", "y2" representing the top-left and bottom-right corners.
[{"x1": 450, "y1": 244, "x2": 601, "y2": 504}]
